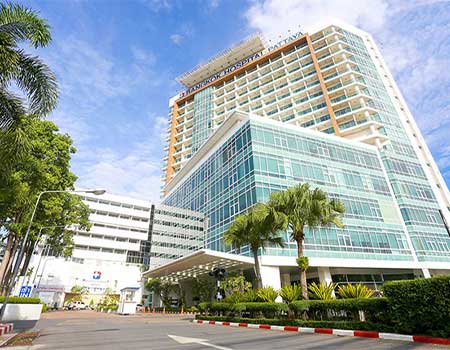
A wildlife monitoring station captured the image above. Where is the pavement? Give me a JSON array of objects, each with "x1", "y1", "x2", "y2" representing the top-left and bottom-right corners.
[{"x1": 2, "y1": 311, "x2": 448, "y2": 349}]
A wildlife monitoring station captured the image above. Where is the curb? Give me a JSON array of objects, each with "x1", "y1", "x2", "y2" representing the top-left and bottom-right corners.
[
  {"x1": 192, "y1": 319, "x2": 450, "y2": 346},
  {"x1": 0, "y1": 323, "x2": 14, "y2": 336}
]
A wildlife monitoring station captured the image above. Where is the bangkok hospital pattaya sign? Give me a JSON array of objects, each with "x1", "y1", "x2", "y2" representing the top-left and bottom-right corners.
[{"x1": 179, "y1": 31, "x2": 303, "y2": 98}]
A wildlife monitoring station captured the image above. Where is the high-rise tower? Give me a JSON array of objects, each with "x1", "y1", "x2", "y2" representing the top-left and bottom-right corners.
[{"x1": 151, "y1": 22, "x2": 450, "y2": 288}]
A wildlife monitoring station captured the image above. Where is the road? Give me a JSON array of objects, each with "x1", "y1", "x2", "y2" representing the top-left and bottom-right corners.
[{"x1": 5, "y1": 311, "x2": 447, "y2": 349}]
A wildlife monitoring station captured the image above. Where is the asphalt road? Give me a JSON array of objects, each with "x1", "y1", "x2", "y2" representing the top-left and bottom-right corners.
[{"x1": 5, "y1": 311, "x2": 447, "y2": 350}]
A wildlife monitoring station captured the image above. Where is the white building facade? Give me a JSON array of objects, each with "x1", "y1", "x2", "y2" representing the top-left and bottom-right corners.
[{"x1": 29, "y1": 193, "x2": 205, "y2": 307}]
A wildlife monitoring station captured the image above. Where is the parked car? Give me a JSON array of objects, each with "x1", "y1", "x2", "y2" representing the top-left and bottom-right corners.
[{"x1": 67, "y1": 301, "x2": 87, "y2": 310}]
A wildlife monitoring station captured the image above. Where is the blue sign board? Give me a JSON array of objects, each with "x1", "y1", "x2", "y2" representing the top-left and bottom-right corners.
[{"x1": 19, "y1": 285, "x2": 32, "y2": 297}]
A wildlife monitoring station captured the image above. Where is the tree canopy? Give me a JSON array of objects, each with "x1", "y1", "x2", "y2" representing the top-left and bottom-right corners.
[{"x1": 0, "y1": 118, "x2": 90, "y2": 291}]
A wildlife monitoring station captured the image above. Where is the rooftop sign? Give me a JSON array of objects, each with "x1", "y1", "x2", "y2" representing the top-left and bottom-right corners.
[{"x1": 178, "y1": 31, "x2": 303, "y2": 99}]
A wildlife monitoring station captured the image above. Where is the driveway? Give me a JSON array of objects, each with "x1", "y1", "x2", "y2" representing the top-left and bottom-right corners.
[{"x1": 4, "y1": 311, "x2": 447, "y2": 349}]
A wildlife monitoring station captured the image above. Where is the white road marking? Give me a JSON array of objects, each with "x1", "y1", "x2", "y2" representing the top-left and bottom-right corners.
[{"x1": 168, "y1": 334, "x2": 234, "y2": 350}]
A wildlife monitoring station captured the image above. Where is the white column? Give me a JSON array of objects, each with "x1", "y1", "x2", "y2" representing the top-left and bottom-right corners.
[
  {"x1": 318, "y1": 267, "x2": 334, "y2": 297},
  {"x1": 421, "y1": 268, "x2": 431, "y2": 278},
  {"x1": 260, "y1": 265, "x2": 282, "y2": 302},
  {"x1": 317, "y1": 267, "x2": 332, "y2": 284}
]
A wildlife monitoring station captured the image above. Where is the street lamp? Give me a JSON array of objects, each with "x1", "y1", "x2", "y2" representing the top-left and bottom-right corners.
[
  {"x1": 27, "y1": 225, "x2": 67, "y2": 286},
  {"x1": 0, "y1": 188, "x2": 106, "y2": 320}
]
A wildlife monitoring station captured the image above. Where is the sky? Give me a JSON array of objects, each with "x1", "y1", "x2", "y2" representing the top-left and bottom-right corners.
[{"x1": 18, "y1": 0, "x2": 450, "y2": 202}]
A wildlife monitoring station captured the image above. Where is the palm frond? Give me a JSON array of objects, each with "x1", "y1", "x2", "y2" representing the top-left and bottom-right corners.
[
  {"x1": 0, "y1": 87, "x2": 25, "y2": 131},
  {"x1": 0, "y1": 3, "x2": 51, "y2": 47},
  {"x1": 15, "y1": 51, "x2": 58, "y2": 116}
]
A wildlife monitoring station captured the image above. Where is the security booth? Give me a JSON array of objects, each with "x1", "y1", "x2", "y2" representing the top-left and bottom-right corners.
[{"x1": 118, "y1": 287, "x2": 140, "y2": 315}]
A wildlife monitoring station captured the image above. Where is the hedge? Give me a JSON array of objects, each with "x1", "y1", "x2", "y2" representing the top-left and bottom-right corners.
[
  {"x1": 383, "y1": 275, "x2": 450, "y2": 338},
  {"x1": 195, "y1": 315, "x2": 394, "y2": 333},
  {"x1": 198, "y1": 302, "x2": 287, "y2": 318},
  {"x1": 290, "y1": 298, "x2": 389, "y2": 323},
  {"x1": 0, "y1": 297, "x2": 41, "y2": 304}
]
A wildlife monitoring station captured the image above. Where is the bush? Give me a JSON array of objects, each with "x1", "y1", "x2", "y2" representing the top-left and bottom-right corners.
[
  {"x1": 308, "y1": 282, "x2": 336, "y2": 300},
  {"x1": 383, "y1": 276, "x2": 450, "y2": 338},
  {"x1": 290, "y1": 298, "x2": 388, "y2": 322},
  {"x1": 41, "y1": 303, "x2": 47, "y2": 312},
  {"x1": 195, "y1": 315, "x2": 393, "y2": 332},
  {"x1": 256, "y1": 287, "x2": 278, "y2": 302},
  {"x1": 279, "y1": 284, "x2": 302, "y2": 304},
  {"x1": 337, "y1": 284, "x2": 374, "y2": 298},
  {"x1": 200, "y1": 301, "x2": 288, "y2": 318},
  {"x1": 0, "y1": 297, "x2": 41, "y2": 304}
]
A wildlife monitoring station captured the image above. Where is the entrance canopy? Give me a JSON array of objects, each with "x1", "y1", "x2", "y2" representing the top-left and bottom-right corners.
[{"x1": 142, "y1": 249, "x2": 254, "y2": 282}]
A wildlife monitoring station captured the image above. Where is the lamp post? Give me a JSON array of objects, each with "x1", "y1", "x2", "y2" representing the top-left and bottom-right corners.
[
  {"x1": 27, "y1": 225, "x2": 66, "y2": 286},
  {"x1": 0, "y1": 188, "x2": 105, "y2": 320}
]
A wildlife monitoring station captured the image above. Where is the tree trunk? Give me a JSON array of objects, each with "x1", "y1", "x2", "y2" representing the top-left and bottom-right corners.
[
  {"x1": 0, "y1": 233, "x2": 14, "y2": 284},
  {"x1": 252, "y1": 248, "x2": 262, "y2": 289},
  {"x1": 20, "y1": 240, "x2": 35, "y2": 277},
  {"x1": 296, "y1": 233, "x2": 308, "y2": 300},
  {"x1": 1, "y1": 239, "x2": 19, "y2": 295}
]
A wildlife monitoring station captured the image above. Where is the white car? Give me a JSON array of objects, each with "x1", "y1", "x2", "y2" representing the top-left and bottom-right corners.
[{"x1": 68, "y1": 301, "x2": 87, "y2": 310}]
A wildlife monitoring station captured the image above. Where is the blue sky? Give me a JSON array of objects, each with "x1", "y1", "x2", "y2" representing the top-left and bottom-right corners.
[{"x1": 18, "y1": 0, "x2": 450, "y2": 202}]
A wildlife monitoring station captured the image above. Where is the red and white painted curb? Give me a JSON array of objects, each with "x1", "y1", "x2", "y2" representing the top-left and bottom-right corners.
[
  {"x1": 0, "y1": 323, "x2": 13, "y2": 336},
  {"x1": 193, "y1": 319, "x2": 450, "y2": 346}
]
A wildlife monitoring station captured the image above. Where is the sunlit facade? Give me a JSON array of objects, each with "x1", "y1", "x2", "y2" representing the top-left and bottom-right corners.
[{"x1": 148, "y1": 22, "x2": 450, "y2": 294}]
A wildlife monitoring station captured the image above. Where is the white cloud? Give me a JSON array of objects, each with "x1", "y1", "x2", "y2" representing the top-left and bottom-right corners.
[
  {"x1": 245, "y1": 0, "x2": 389, "y2": 41},
  {"x1": 170, "y1": 33, "x2": 184, "y2": 45},
  {"x1": 141, "y1": 0, "x2": 172, "y2": 12},
  {"x1": 75, "y1": 115, "x2": 167, "y2": 202}
]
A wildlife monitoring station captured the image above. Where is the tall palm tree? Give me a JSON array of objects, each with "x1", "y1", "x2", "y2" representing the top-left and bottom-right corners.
[
  {"x1": 269, "y1": 183, "x2": 345, "y2": 299},
  {"x1": 224, "y1": 202, "x2": 287, "y2": 288},
  {"x1": 0, "y1": 2, "x2": 58, "y2": 163}
]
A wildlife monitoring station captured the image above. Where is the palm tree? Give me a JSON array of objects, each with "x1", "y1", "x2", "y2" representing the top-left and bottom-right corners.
[
  {"x1": 0, "y1": 2, "x2": 58, "y2": 163},
  {"x1": 269, "y1": 183, "x2": 345, "y2": 299},
  {"x1": 224, "y1": 202, "x2": 287, "y2": 289}
]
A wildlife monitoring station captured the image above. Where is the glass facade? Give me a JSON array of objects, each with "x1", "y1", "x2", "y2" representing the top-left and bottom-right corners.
[
  {"x1": 192, "y1": 87, "x2": 214, "y2": 153},
  {"x1": 148, "y1": 204, "x2": 206, "y2": 269},
  {"x1": 164, "y1": 116, "x2": 415, "y2": 262},
  {"x1": 339, "y1": 29, "x2": 450, "y2": 262}
]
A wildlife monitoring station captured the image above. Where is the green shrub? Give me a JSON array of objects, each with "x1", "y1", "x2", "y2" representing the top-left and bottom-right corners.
[
  {"x1": 290, "y1": 298, "x2": 388, "y2": 322},
  {"x1": 41, "y1": 303, "x2": 47, "y2": 312},
  {"x1": 198, "y1": 302, "x2": 212, "y2": 313},
  {"x1": 383, "y1": 276, "x2": 450, "y2": 338},
  {"x1": 308, "y1": 282, "x2": 337, "y2": 300},
  {"x1": 239, "y1": 302, "x2": 287, "y2": 318},
  {"x1": 279, "y1": 284, "x2": 302, "y2": 304},
  {"x1": 337, "y1": 284, "x2": 374, "y2": 299},
  {"x1": 257, "y1": 287, "x2": 278, "y2": 302},
  {"x1": 0, "y1": 297, "x2": 41, "y2": 304},
  {"x1": 195, "y1": 315, "x2": 394, "y2": 332}
]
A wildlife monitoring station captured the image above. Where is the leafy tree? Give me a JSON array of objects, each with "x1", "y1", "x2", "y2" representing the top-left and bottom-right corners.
[
  {"x1": 221, "y1": 274, "x2": 252, "y2": 298},
  {"x1": 192, "y1": 276, "x2": 216, "y2": 304},
  {"x1": 224, "y1": 202, "x2": 287, "y2": 288},
  {"x1": 70, "y1": 285, "x2": 88, "y2": 302},
  {"x1": 145, "y1": 278, "x2": 176, "y2": 308},
  {"x1": 269, "y1": 183, "x2": 345, "y2": 299},
  {"x1": 0, "y1": 2, "x2": 57, "y2": 131},
  {"x1": 100, "y1": 287, "x2": 119, "y2": 306},
  {"x1": 0, "y1": 119, "x2": 90, "y2": 292}
]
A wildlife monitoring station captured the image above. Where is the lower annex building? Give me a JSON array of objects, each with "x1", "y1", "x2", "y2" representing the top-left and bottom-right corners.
[{"x1": 27, "y1": 193, "x2": 206, "y2": 307}]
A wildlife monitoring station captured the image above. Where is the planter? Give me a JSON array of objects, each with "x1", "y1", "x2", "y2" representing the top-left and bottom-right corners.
[{"x1": 1, "y1": 303, "x2": 42, "y2": 330}]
